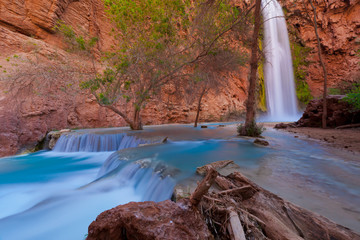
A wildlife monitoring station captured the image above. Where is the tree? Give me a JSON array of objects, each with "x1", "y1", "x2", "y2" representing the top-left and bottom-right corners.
[
  {"x1": 184, "y1": 49, "x2": 246, "y2": 127},
  {"x1": 79, "y1": 0, "x2": 252, "y2": 130},
  {"x1": 239, "y1": 0, "x2": 262, "y2": 136},
  {"x1": 308, "y1": 0, "x2": 328, "y2": 128}
]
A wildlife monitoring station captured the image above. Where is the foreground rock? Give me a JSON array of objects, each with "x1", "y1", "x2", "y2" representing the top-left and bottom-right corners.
[
  {"x1": 87, "y1": 200, "x2": 213, "y2": 240},
  {"x1": 296, "y1": 97, "x2": 360, "y2": 128}
]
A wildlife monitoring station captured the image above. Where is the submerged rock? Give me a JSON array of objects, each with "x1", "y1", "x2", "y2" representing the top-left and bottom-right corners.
[{"x1": 87, "y1": 200, "x2": 213, "y2": 240}]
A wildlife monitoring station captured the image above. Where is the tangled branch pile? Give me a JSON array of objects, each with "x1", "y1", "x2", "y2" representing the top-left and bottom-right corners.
[{"x1": 193, "y1": 165, "x2": 359, "y2": 240}]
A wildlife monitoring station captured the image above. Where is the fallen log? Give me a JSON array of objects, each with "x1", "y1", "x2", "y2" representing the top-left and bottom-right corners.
[
  {"x1": 190, "y1": 167, "x2": 218, "y2": 207},
  {"x1": 335, "y1": 123, "x2": 360, "y2": 129}
]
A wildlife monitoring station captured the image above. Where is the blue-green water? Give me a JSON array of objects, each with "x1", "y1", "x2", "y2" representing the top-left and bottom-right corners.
[{"x1": 0, "y1": 125, "x2": 359, "y2": 239}]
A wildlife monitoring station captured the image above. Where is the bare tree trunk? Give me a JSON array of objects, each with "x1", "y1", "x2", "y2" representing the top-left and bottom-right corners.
[
  {"x1": 105, "y1": 105, "x2": 143, "y2": 130},
  {"x1": 309, "y1": 0, "x2": 328, "y2": 128},
  {"x1": 244, "y1": 0, "x2": 261, "y2": 132},
  {"x1": 194, "y1": 88, "x2": 206, "y2": 127},
  {"x1": 132, "y1": 109, "x2": 143, "y2": 130}
]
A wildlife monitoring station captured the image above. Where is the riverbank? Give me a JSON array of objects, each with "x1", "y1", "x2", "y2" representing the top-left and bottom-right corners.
[{"x1": 282, "y1": 126, "x2": 360, "y2": 155}]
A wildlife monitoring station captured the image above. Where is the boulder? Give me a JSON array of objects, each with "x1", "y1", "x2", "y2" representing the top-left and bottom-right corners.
[
  {"x1": 87, "y1": 200, "x2": 213, "y2": 240},
  {"x1": 296, "y1": 97, "x2": 360, "y2": 128},
  {"x1": 274, "y1": 123, "x2": 288, "y2": 129}
]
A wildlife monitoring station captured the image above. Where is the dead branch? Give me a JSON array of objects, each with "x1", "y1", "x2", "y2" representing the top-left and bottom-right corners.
[
  {"x1": 218, "y1": 185, "x2": 252, "y2": 196},
  {"x1": 190, "y1": 167, "x2": 218, "y2": 207},
  {"x1": 215, "y1": 175, "x2": 236, "y2": 190}
]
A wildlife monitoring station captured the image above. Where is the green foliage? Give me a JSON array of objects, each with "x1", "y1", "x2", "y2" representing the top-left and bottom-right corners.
[
  {"x1": 343, "y1": 82, "x2": 360, "y2": 110},
  {"x1": 54, "y1": 21, "x2": 98, "y2": 53},
  {"x1": 291, "y1": 41, "x2": 313, "y2": 104},
  {"x1": 79, "y1": 0, "x2": 249, "y2": 129},
  {"x1": 329, "y1": 88, "x2": 342, "y2": 95},
  {"x1": 237, "y1": 121, "x2": 265, "y2": 137},
  {"x1": 257, "y1": 40, "x2": 266, "y2": 112}
]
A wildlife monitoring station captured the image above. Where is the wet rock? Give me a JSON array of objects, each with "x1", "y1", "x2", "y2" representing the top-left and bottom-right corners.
[
  {"x1": 47, "y1": 129, "x2": 72, "y2": 149},
  {"x1": 200, "y1": 125, "x2": 208, "y2": 128},
  {"x1": 87, "y1": 200, "x2": 213, "y2": 240},
  {"x1": 254, "y1": 138, "x2": 269, "y2": 146},
  {"x1": 47, "y1": 131, "x2": 62, "y2": 150}
]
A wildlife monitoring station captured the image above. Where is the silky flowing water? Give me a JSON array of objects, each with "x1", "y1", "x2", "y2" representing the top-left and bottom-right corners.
[
  {"x1": 262, "y1": 0, "x2": 300, "y2": 121},
  {"x1": 0, "y1": 124, "x2": 359, "y2": 239}
]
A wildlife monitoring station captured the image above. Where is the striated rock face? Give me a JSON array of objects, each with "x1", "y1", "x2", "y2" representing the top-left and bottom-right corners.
[
  {"x1": 281, "y1": 0, "x2": 360, "y2": 97},
  {"x1": 86, "y1": 200, "x2": 213, "y2": 240},
  {"x1": 296, "y1": 97, "x2": 360, "y2": 127},
  {"x1": 0, "y1": 0, "x2": 247, "y2": 156}
]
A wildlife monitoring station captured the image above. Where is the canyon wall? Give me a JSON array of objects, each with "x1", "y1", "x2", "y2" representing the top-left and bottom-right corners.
[
  {"x1": 0, "y1": 0, "x2": 359, "y2": 156},
  {"x1": 281, "y1": 0, "x2": 360, "y2": 96},
  {"x1": 0, "y1": 0, "x2": 247, "y2": 156}
]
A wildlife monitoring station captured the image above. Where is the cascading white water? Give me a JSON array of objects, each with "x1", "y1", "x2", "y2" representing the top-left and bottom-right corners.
[
  {"x1": 0, "y1": 133, "x2": 173, "y2": 240},
  {"x1": 53, "y1": 133, "x2": 148, "y2": 152},
  {"x1": 262, "y1": 0, "x2": 299, "y2": 121}
]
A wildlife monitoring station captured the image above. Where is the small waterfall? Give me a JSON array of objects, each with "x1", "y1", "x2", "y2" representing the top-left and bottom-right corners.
[
  {"x1": 53, "y1": 133, "x2": 148, "y2": 152},
  {"x1": 95, "y1": 151, "x2": 177, "y2": 202},
  {"x1": 262, "y1": 0, "x2": 299, "y2": 121}
]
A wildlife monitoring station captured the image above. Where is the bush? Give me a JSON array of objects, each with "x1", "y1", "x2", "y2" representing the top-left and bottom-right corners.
[
  {"x1": 237, "y1": 121, "x2": 265, "y2": 137},
  {"x1": 343, "y1": 82, "x2": 360, "y2": 110}
]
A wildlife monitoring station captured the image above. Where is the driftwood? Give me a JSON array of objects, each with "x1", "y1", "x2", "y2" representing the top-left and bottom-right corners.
[
  {"x1": 195, "y1": 165, "x2": 360, "y2": 240},
  {"x1": 227, "y1": 207, "x2": 246, "y2": 240},
  {"x1": 190, "y1": 167, "x2": 218, "y2": 207},
  {"x1": 335, "y1": 123, "x2": 360, "y2": 129}
]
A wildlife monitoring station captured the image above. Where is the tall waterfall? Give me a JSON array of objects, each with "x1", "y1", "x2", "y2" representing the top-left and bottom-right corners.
[{"x1": 262, "y1": 0, "x2": 299, "y2": 121}]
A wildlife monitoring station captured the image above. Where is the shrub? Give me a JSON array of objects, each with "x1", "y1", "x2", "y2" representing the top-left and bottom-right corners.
[
  {"x1": 343, "y1": 82, "x2": 360, "y2": 110},
  {"x1": 237, "y1": 121, "x2": 265, "y2": 137}
]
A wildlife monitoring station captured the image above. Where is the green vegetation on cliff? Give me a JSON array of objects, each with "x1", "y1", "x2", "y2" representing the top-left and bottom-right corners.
[{"x1": 290, "y1": 41, "x2": 313, "y2": 105}]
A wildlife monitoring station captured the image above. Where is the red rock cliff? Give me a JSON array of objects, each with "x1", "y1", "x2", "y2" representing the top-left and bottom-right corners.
[
  {"x1": 0, "y1": 0, "x2": 247, "y2": 156},
  {"x1": 281, "y1": 0, "x2": 360, "y2": 96}
]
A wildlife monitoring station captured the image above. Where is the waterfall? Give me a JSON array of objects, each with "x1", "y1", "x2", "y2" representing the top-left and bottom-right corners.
[
  {"x1": 94, "y1": 156, "x2": 176, "y2": 202},
  {"x1": 53, "y1": 133, "x2": 149, "y2": 152},
  {"x1": 262, "y1": 0, "x2": 299, "y2": 121}
]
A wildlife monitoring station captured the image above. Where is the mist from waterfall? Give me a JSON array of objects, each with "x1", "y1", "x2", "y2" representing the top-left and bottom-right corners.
[{"x1": 261, "y1": 0, "x2": 300, "y2": 122}]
